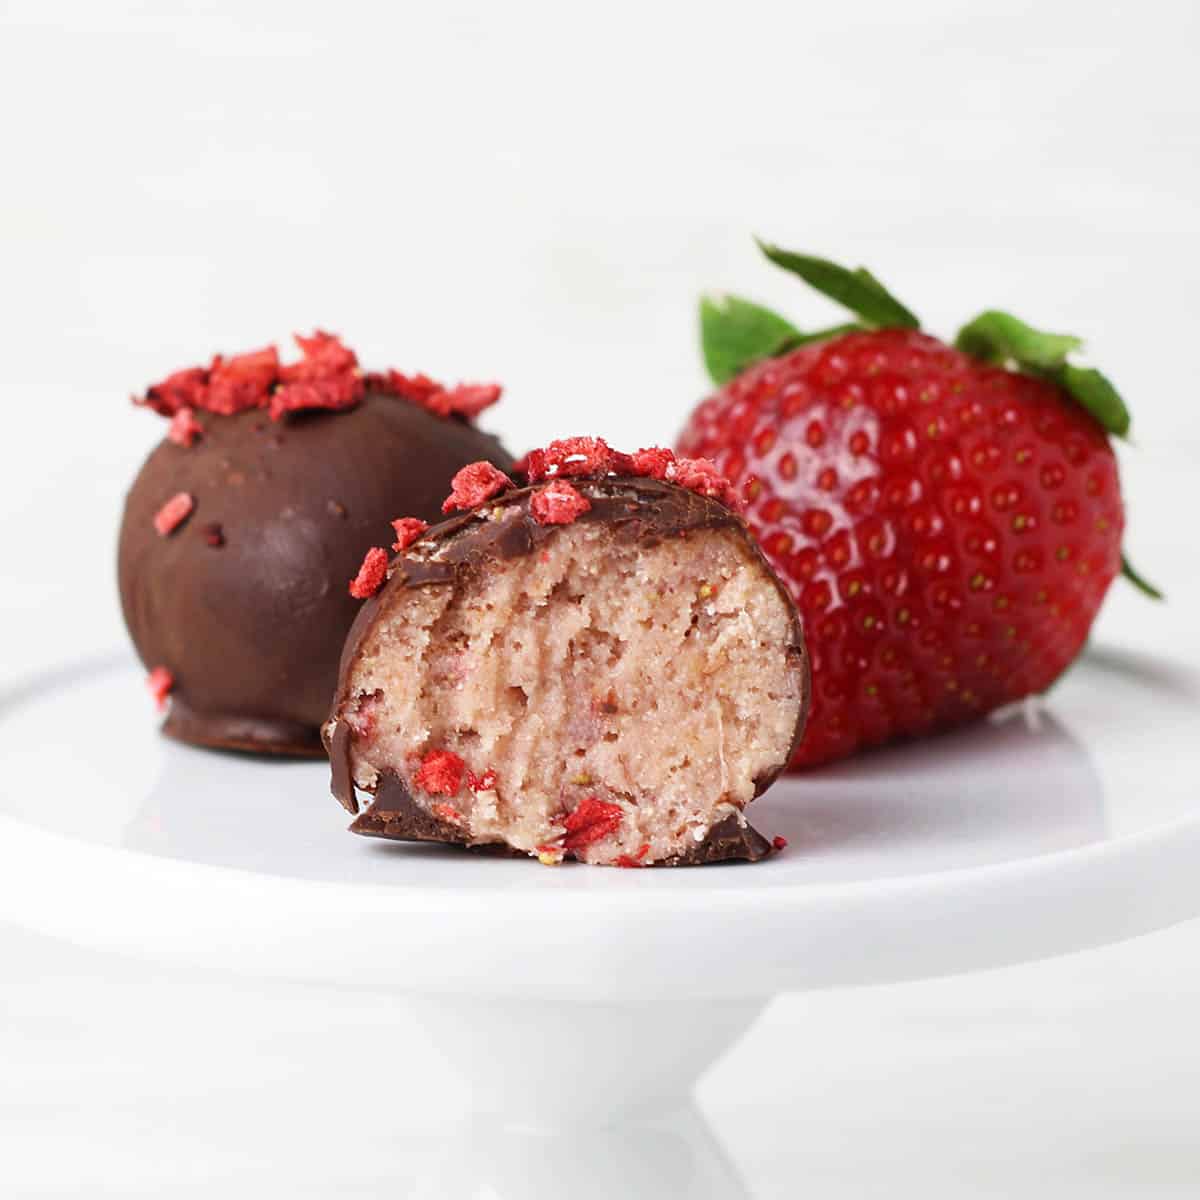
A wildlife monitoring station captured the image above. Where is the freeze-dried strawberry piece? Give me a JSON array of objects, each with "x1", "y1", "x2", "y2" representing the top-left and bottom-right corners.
[
  {"x1": 616, "y1": 844, "x2": 650, "y2": 868},
  {"x1": 276, "y1": 330, "x2": 358, "y2": 383},
  {"x1": 427, "y1": 382, "x2": 503, "y2": 419},
  {"x1": 205, "y1": 346, "x2": 280, "y2": 415},
  {"x1": 629, "y1": 446, "x2": 675, "y2": 479},
  {"x1": 669, "y1": 456, "x2": 738, "y2": 506},
  {"x1": 562, "y1": 797, "x2": 624, "y2": 851},
  {"x1": 201, "y1": 521, "x2": 225, "y2": 548},
  {"x1": 366, "y1": 369, "x2": 444, "y2": 406},
  {"x1": 146, "y1": 666, "x2": 174, "y2": 711},
  {"x1": 269, "y1": 372, "x2": 363, "y2": 420},
  {"x1": 348, "y1": 546, "x2": 388, "y2": 598},
  {"x1": 772, "y1": 835, "x2": 788, "y2": 851},
  {"x1": 135, "y1": 336, "x2": 504, "y2": 435},
  {"x1": 524, "y1": 437, "x2": 621, "y2": 482},
  {"x1": 366, "y1": 371, "x2": 502, "y2": 420},
  {"x1": 442, "y1": 461, "x2": 511, "y2": 512},
  {"x1": 391, "y1": 517, "x2": 429, "y2": 551},
  {"x1": 414, "y1": 749, "x2": 465, "y2": 796},
  {"x1": 153, "y1": 492, "x2": 195, "y2": 536},
  {"x1": 515, "y1": 440, "x2": 736, "y2": 506},
  {"x1": 140, "y1": 366, "x2": 208, "y2": 416},
  {"x1": 531, "y1": 480, "x2": 591, "y2": 525},
  {"x1": 167, "y1": 406, "x2": 204, "y2": 447}
]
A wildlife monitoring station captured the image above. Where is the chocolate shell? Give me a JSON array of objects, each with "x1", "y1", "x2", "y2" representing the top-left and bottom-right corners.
[{"x1": 118, "y1": 392, "x2": 514, "y2": 756}]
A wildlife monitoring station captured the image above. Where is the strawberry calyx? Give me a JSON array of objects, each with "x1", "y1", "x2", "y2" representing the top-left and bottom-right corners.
[
  {"x1": 953, "y1": 309, "x2": 1129, "y2": 438},
  {"x1": 699, "y1": 243, "x2": 918, "y2": 385},
  {"x1": 699, "y1": 238, "x2": 1162, "y2": 600},
  {"x1": 1119, "y1": 554, "x2": 1164, "y2": 601},
  {"x1": 755, "y1": 241, "x2": 920, "y2": 329},
  {"x1": 953, "y1": 309, "x2": 1159, "y2": 598}
]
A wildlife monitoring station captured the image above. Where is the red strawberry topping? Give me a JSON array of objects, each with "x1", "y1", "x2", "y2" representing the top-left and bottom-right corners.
[
  {"x1": 153, "y1": 492, "x2": 194, "y2": 536},
  {"x1": 166, "y1": 407, "x2": 204, "y2": 447},
  {"x1": 280, "y1": 330, "x2": 358, "y2": 381},
  {"x1": 348, "y1": 547, "x2": 389, "y2": 599},
  {"x1": 146, "y1": 666, "x2": 174, "y2": 711},
  {"x1": 136, "y1": 334, "x2": 502, "y2": 425},
  {"x1": 668, "y1": 456, "x2": 740, "y2": 506},
  {"x1": 426, "y1": 382, "x2": 503, "y2": 419},
  {"x1": 512, "y1": 439, "x2": 738, "y2": 509},
  {"x1": 522, "y1": 437, "x2": 623, "y2": 482},
  {"x1": 365, "y1": 370, "x2": 443, "y2": 406},
  {"x1": 530, "y1": 480, "x2": 591, "y2": 525},
  {"x1": 205, "y1": 346, "x2": 280, "y2": 415},
  {"x1": 269, "y1": 372, "x2": 362, "y2": 421},
  {"x1": 629, "y1": 446, "x2": 676, "y2": 478},
  {"x1": 140, "y1": 367, "x2": 208, "y2": 417},
  {"x1": 391, "y1": 517, "x2": 430, "y2": 551},
  {"x1": 366, "y1": 371, "x2": 503, "y2": 419},
  {"x1": 442, "y1": 461, "x2": 512, "y2": 512}
]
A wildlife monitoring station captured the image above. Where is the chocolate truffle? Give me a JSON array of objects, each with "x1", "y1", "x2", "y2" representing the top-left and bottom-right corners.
[
  {"x1": 325, "y1": 439, "x2": 808, "y2": 866},
  {"x1": 118, "y1": 333, "x2": 515, "y2": 756}
]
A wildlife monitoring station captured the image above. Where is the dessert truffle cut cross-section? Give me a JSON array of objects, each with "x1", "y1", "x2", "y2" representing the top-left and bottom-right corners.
[{"x1": 326, "y1": 442, "x2": 808, "y2": 867}]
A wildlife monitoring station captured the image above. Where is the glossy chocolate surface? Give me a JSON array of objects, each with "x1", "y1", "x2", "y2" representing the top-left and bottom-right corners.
[{"x1": 118, "y1": 393, "x2": 513, "y2": 755}]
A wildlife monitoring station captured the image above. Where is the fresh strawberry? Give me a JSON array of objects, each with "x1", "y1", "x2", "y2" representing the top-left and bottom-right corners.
[{"x1": 679, "y1": 241, "x2": 1160, "y2": 769}]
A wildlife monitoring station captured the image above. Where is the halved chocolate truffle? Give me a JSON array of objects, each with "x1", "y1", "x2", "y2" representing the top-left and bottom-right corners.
[
  {"x1": 325, "y1": 441, "x2": 808, "y2": 866},
  {"x1": 118, "y1": 334, "x2": 514, "y2": 756}
]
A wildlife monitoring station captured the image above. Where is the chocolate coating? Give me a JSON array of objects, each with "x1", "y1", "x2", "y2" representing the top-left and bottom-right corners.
[
  {"x1": 119, "y1": 393, "x2": 514, "y2": 755},
  {"x1": 326, "y1": 475, "x2": 809, "y2": 862},
  {"x1": 351, "y1": 772, "x2": 772, "y2": 866}
]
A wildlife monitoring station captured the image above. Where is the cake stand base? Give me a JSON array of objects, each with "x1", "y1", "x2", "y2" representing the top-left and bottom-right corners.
[{"x1": 404, "y1": 993, "x2": 767, "y2": 1129}]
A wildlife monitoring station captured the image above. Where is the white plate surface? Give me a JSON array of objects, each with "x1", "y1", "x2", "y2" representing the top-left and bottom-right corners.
[{"x1": 1, "y1": 648, "x2": 1198, "y2": 999}]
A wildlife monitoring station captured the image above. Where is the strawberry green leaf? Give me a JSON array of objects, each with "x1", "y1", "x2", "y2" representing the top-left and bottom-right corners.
[
  {"x1": 1121, "y1": 553, "x2": 1164, "y2": 600},
  {"x1": 755, "y1": 241, "x2": 920, "y2": 330},
  {"x1": 955, "y1": 309, "x2": 1131, "y2": 439},
  {"x1": 1057, "y1": 364, "x2": 1131, "y2": 439},
  {"x1": 699, "y1": 294, "x2": 801, "y2": 384},
  {"x1": 954, "y1": 310, "x2": 1083, "y2": 369}
]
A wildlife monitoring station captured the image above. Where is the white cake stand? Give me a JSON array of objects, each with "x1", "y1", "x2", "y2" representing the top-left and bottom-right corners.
[{"x1": 2, "y1": 647, "x2": 1198, "y2": 1196}]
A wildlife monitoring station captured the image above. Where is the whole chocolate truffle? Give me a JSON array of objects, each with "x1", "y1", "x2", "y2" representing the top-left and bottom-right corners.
[
  {"x1": 325, "y1": 439, "x2": 808, "y2": 867},
  {"x1": 119, "y1": 335, "x2": 515, "y2": 756}
]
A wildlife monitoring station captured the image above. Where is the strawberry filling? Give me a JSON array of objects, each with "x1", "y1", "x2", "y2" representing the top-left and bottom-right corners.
[{"x1": 414, "y1": 750, "x2": 466, "y2": 796}]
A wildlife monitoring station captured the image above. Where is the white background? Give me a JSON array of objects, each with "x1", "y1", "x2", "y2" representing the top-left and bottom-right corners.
[{"x1": 2, "y1": 1, "x2": 1198, "y2": 1195}]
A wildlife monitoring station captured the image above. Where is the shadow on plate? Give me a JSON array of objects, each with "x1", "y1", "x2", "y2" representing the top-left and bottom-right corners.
[{"x1": 124, "y1": 697, "x2": 1108, "y2": 883}]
